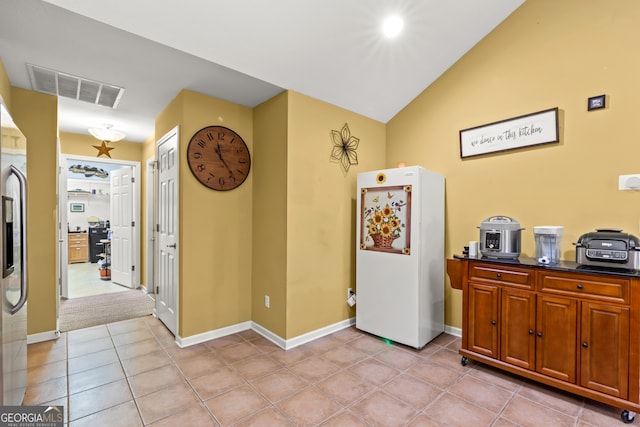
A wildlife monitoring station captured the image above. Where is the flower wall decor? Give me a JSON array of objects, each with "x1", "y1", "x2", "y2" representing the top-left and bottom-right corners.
[
  {"x1": 330, "y1": 123, "x2": 359, "y2": 174},
  {"x1": 359, "y1": 185, "x2": 412, "y2": 255}
]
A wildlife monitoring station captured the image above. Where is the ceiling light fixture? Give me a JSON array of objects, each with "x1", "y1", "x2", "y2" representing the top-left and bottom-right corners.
[
  {"x1": 383, "y1": 16, "x2": 404, "y2": 38},
  {"x1": 88, "y1": 124, "x2": 126, "y2": 142}
]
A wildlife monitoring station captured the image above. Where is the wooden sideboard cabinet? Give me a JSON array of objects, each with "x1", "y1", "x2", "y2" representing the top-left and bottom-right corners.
[
  {"x1": 68, "y1": 232, "x2": 88, "y2": 263},
  {"x1": 447, "y1": 257, "x2": 640, "y2": 423}
]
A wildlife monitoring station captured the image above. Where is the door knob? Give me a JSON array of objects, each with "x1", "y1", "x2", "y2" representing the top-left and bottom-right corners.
[{"x1": 167, "y1": 243, "x2": 177, "y2": 248}]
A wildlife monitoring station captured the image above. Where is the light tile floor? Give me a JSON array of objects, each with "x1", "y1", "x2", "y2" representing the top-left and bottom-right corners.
[
  {"x1": 67, "y1": 262, "x2": 129, "y2": 298},
  {"x1": 26, "y1": 316, "x2": 628, "y2": 426}
]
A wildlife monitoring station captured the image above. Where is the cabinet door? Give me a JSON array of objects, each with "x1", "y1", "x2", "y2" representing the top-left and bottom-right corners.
[
  {"x1": 68, "y1": 246, "x2": 78, "y2": 263},
  {"x1": 536, "y1": 295, "x2": 577, "y2": 383},
  {"x1": 468, "y1": 283, "x2": 499, "y2": 358},
  {"x1": 580, "y1": 302, "x2": 629, "y2": 399},
  {"x1": 68, "y1": 243, "x2": 85, "y2": 263},
  {"x1": 501, "y1": 289, "x2": 536, "y2": 370}
]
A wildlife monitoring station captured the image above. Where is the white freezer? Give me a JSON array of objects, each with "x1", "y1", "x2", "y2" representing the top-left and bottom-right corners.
[{"x1": 355, "y1": 166, "x2": 444, "y2": 348}]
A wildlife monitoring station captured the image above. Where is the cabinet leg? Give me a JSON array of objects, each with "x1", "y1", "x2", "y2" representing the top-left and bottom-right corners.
[
  {"x1": 461, "y1": 356, "x2": 468, "y2": 366},
  {"x1": 621, "y1": 410, "x2": 636, "y2": 424}
]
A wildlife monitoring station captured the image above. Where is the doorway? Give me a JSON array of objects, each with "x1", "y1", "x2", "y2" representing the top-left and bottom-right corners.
[{"x1": 58, "y1": 154, "x2": 141, "y2": 300}]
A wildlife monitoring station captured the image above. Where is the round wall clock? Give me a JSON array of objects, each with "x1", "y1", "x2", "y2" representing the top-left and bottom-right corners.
[{"x1": 186, "y1": 125, "x2": 251, "y2": 191}]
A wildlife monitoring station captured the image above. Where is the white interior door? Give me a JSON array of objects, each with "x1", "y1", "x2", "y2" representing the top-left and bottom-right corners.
[
  {"x1": 156, "y1": 127, "x2": 179, "y2": 335},
  {"x1": 110, "y1": 166, "x2": 134, "y2": 288},
  {"x1": 58, "y1": 155, "x2": 68, "y2": 299}
]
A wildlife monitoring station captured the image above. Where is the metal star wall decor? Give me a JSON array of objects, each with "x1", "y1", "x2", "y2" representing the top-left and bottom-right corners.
[
  {"x1": 93, "y1": 141, "x2": 115, "y2": 158},
  {"x1": 330, "y1": 123, "x2": 359, "y2": 174}
]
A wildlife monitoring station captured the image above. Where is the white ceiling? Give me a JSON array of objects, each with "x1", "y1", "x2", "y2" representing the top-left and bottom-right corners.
[{"x1": 0, "y1": 0, "x2": 524, "y2": 143}]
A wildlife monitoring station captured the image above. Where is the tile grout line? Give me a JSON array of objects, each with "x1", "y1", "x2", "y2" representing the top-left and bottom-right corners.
[
  {"x1": 111, "y1": 320, "x2": 149, "y2": 426},
  {"x1": 55, "y1": 323, "x2": 618, "y2": 426},
  {"x1": 65, "y1": 332, "x2": 70, "y2": 425},
  {"x1": 143, "y1": 318, "x2": 219, "y2": 426}
]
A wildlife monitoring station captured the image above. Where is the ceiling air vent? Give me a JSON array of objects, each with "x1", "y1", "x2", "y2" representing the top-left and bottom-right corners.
[{"x1": 27, "y1": 64, "x2": 124, "y2": 109}]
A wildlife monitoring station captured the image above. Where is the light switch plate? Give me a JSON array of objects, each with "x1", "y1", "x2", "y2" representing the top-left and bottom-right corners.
[{"x1": 619, "y1": 174, "x2": 640, "y2": 190}]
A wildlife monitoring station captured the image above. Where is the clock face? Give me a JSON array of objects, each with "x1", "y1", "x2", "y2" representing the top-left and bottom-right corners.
[{"x1": 186, "y1": 126, "x2": 251, "y2": 191}]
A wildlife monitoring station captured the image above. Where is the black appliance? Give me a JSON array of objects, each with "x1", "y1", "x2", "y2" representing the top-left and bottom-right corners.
[
  {"x1": 89, "y1": 227, "x2": 108, "y2": 263},
  {"x1": 575, "y1": 229, "x2": 640, "y2": 270}
]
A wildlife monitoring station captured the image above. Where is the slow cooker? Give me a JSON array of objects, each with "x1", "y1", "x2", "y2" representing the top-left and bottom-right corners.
[{"x1": 479, "y1": 216, "x2": 524, "y2": 259}]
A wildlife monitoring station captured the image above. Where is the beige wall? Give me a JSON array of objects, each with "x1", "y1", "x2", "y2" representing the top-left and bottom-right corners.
[
  {"x1": 0, "y1": 62, "x2": 59, "y2": 336},
  {"x1": 284, "y1": 92, "x2": 385, "y2": 338},
  {"x1": 387, "y1": 0, "x2": 640, "y2": 329},
  {"x1": 155, "y1": 90, "x2": 254, "y2": 338},
  {"x1": 59, "y1": 132, "x2": 143, "y2": 161},
  {"x1": 253, "y1": 91, "x2": 386, "y2": 339},
  {"x1": 11, "y1": 88, "x2": 58, "y2": 335},
  {"x1": 252, "y1": 92, "x2": 289, "y2": 337},
  {"x1": 0, "y1": 61, "x2": 10, "y2": 108},
  {"x1": 139, "y1": 133, "x2": 156, "y2": 288}
]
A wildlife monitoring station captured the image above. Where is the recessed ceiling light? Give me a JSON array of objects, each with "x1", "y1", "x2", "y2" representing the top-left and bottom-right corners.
[{"x1": 383, "y1": 16, "x2": 404, "y2": 38}]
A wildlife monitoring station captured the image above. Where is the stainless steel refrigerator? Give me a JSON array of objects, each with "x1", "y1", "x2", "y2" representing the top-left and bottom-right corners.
[{"x1": 0, "y1": 99, "x2": 27, "y2": 405}]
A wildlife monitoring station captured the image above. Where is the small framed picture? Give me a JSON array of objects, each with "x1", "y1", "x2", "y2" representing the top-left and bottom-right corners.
[
  {"x1": 70, "y1": 203, "x2": 85, "y2": 212},
  {"x1": 588, "y1": 94, "x2": 606, "y2": 111}
]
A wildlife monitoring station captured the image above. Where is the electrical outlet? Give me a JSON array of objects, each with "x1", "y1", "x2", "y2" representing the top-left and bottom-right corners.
[
  {"x1": 264, "y1": 295, "x2": 270, "y2": 308},
  {"x1": 347, "y1": 288, "x2": 353, "y2": 299}
]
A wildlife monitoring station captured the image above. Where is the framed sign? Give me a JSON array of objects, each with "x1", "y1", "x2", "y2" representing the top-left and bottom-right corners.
[
  {"x1": 70, "y1": 203, "x2": 84, "y2": 212},
  {"x1": 459, "y1": 107, "x2": 559, "y2": 158}
]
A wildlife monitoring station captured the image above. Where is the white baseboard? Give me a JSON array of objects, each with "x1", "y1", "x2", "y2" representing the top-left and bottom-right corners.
[
  {"x1": 444, "y1": 324, "x2": 462, "y2": 338},
  {"x1": 250, "y1": 322, "x2": 286, "y2": 349},
  {"x1": 171, "y1": 317, "x2": 457, "y2": 350},
  {"x1": 251, "y1": 317, "x2": 356, "y2": 350},
  {"x1": 27, "y1": 330, "x2": 61, "y2": 344},
  {"x1": 278, "y1": 317, "x2": 356, "y2": 350},
  {"x1": 27, "y1": 320, "x2": 459, "y2": 349},
  {"x1": 175, "y1": 317, "x2": 356, "y2": 350},
  {"x1": 175, "y1": 321, "x2": 252, "y2": 348}
]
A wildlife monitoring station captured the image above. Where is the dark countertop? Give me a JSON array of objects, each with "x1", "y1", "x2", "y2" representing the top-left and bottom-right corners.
[{"x1": 452, "y1": 254, "x2": 640, "y2": 278}]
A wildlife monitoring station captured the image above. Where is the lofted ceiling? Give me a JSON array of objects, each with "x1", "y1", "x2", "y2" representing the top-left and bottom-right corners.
[{"x1": 0, "y1": 0, "x2": 524, "y2": 143}]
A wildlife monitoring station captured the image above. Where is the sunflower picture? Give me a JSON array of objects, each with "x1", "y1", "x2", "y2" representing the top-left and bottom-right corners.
[{"x1": 360, "y1": 185, "x2": 411, "y2": 254}]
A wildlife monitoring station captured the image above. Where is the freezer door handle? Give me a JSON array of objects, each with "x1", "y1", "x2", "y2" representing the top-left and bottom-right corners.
[{"x1": 9, "y1": 165, "x2": 27, "y2": 315}]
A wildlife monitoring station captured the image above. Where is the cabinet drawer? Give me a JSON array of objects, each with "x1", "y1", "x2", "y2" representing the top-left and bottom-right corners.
[
  {"x1": 469, "y1": 262, "x2": 533, "y2": 289},
  {"x1": 68, "y1": 234, "x2": 87, "y2": 243},
  {"x1": 539, "y1": 272, "x2": 629, "y2": 304}
]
